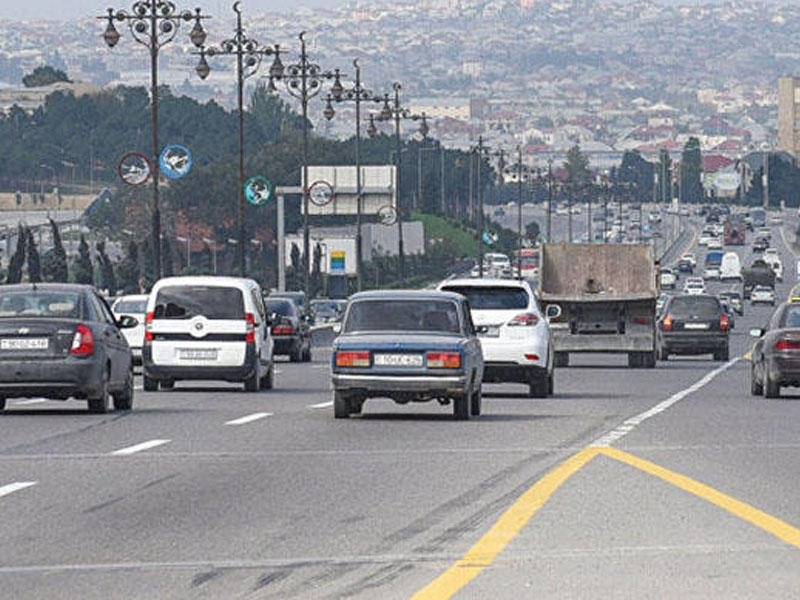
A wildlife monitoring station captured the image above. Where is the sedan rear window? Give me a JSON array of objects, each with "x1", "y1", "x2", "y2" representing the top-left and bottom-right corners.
[
  {"x1": 669, "y1": 297, "x2": 719, "y2": 318},
  {"x1": 0, "y1": 291, "x2": 80, "y2": 318},
  {"x1": 114, "y1": 300, "x2": 147, "y2": 314},
  {"x1": 153, "y1": 286, "x2": 244, "y2": 319},
  {"x1": 345, "y1": 300, "x2": 459, "y2": 333},
  {"x1": 440, "y1": 286, "x2": 528, "y2": 310}
]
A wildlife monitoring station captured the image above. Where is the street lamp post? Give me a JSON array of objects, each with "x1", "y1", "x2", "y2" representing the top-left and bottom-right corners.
[
  {"x1": 100, "y1": 1, "x2": 209, "y2": 280},
  {"x1": 474, "y1": 136, "x2": 487, "y2": 277},
  {"x1": 194, "y1": 1, "x2": 281, "y2": 278},
  {"x1": 322, "y1": 59, "x2": 382, "y2": 292},
  {"x1": 267, "y1": 31, "x2": 340, "y2": 303},
  {"x1": 175, "y1": 235, "x2": 190, "y2": 269},
  {"x1": 515, "y1": 145, "x2": 524, "y2": 277},
  {"x1": 546, "y1": 159, "x2": 553, "y2": 243}
]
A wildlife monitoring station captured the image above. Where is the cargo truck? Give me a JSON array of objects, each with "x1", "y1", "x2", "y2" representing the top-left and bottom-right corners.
[{"x1": 539, "y1": 243, "x2": 658, "y2": 368}]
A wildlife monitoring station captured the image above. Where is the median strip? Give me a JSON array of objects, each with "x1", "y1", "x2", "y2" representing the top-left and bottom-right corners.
[
  {"x1": 111, "y1": 439, "x2": 171, "y2": 456},
  {"x1": 0, "y1": 481, "x2": 37, "y2": 498},
  {"x1": 225, "y1": 412, "x2": 272, "y2": 426}
]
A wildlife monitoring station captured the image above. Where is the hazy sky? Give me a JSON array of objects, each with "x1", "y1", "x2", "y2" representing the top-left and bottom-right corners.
[{"x1": 4, "y1": 0, "x2": 352, "y2": 21}]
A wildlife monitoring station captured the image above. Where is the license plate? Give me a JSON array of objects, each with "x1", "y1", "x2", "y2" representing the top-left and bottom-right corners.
[
  {"x1": 178, "y1": 348, "x2": 218, "y2": 360},
  {"x1": 683, "y1": 323, "x2": 709, "y2": 330},
  {"x1": 1, "y1": 338, "x2": 48, "y2": 350},
  {"x1": 373, "y1": 353, "x2": 423, "y2": 367}
]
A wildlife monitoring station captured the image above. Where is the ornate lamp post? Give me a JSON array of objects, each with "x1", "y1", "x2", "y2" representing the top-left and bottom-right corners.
[
  {"x1": 267, "y1": 31, "x2": 340, "y2": 303},
  {"x1": 99, "y1": 1, "x2": 209, "y2": 279},
  {"x1": 372, "y1": 82, "x2": 427, "y2": 286},
  {"x1": 322, "y1": 59, "x2": 382, "y2": 292},
  {"x1": 194, "y1": 1, "x2": 281, "y2": 277}
]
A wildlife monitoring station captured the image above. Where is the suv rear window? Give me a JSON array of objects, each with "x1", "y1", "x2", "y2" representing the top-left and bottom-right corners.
[
  {"x1": 153, "y1": 286, "x2": 244, "y2": 319},
  {"x1": 669, "y1": 296, "x2": 719, "y2": 318},
  {"x1": 440, "y1": 286, "x2": 528, "y2": 310}
]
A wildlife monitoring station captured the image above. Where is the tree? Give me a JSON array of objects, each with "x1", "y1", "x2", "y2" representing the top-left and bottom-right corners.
[
  {"x1": 618, "y1": 150, "x2": 655, "y2": 200},
  {"x1": 26, "y1": 229, "x2": 41, "y2": 283},
  {"x1": 311, "y1": 242, "x2": 323, "y2": 298},
  {"x1": 680, "y1": 137, "x2": 703, "y2": 204},
  {"x1": 96, "y1": 241, "x2": 117, "y2": 296},
  {"x1": 72, "y1": 235, "x2": 93, "y2": 284},
  {"x1": 564, "y1": 144, "x2": 591, "y2": 187},
  {"x1": 6, "y1": 224, "x2": 26, "y2": 284},
  {"x1": 41, "y1": 218, "x2": 69, "y2": 282},
  {"x1": 657, "y1": 149, "x2": 672, "y2": 204},
  {"x1": 22, "y1": 65, "x2": 71, "y2": 88},
  {"x1": 288, "y1": 242, "x2": 301, "y2": 291},
  {"x1": 117, "y1": 241, "x2": 140, "y2": 294}
]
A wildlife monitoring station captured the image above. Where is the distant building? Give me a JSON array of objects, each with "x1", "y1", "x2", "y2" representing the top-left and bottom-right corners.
[{"x1": 777, "y1": 76, "x2": 800, "y2": 157}]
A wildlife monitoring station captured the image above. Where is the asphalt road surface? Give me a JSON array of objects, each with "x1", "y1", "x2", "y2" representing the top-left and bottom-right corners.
[{"x1": 1, "y1": 217, "x2": 800, "y2": 599}]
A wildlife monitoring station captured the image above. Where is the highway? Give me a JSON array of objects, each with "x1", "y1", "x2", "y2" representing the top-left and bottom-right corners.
[{"x1": 1, "y1": 215, "x2": 800, "y2": 599}]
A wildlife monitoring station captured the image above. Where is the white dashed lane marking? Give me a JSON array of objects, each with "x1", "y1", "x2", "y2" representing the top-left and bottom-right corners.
[
  {"x1": 110, "y1": 440, "x2": 171, "y2": 456},
  {"x1": 0, "y1": 481, "x2": 37, "y2": 498},
  {"x1": 225, "y1": 412, "x2": 272, "y2": 426}
]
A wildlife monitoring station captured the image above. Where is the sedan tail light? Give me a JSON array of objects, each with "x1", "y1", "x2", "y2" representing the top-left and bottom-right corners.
[
  {"x1": 144, "y1": 311, "x2": 154, "y2": 342},
  {"x1": 70, "y1": 324, "x2": 95, "y2": 356},
  {"x1": 661, "y1": 315, "x2": 673, "y2": 331},
  {"x1": 426, "y1": 351, "x2": 461, "y2": 368},
  {"x1": 508, "y1": 313, "x2": 540, "y2": 327},
  {"x1": 720, "y1": 314, "x2": 729, "y2": 332},
  {"x1": 272, "y1": 323, "x2": 295, "y2": 336},
  {"x1": 335, "y1": 351, "x2": 370, "y2": 367},
  {"x1": 774, "y1": 339, "x2": 800, "y2": 351}
]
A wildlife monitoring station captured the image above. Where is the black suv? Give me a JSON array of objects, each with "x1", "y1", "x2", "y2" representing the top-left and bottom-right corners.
[{"x1": 656, "y1": 294, "x2": 730, "y2": 361}]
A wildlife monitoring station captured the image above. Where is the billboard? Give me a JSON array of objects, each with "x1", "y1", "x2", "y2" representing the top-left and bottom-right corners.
[{"x1": 303, "y1": 165, "x2": 395, "y2": 217}]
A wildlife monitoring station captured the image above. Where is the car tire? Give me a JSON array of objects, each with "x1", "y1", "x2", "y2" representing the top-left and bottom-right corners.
[
  {"x1": 627, "y1": 352, "x2": 642, "y2": 368},
  {"x1": 304, "y1": 345, "x2": 312, "y2": 362},
  {"x1": 528, "y1": 373, "x2": 548, "y2": 398},
  {"x1": 453, "y1": 393, "x2": 470, "y2": 421},
  {"x1": 0, "y1": 397, "x2": 5, "y2": 413},
  {"x1": 470, "y1": 386, "x2": 482, "y2": 417},
  {"x1": 113, "y1": 368, "x2": 134, "y2": 411},
  {"x1": 764, "y1": 371, "x2": 780, "y2": 398},
  {"x1": 349, "y1": 398, "x2": 364, "y2": 415},
  {"x1": 260, "y1": 362, "x2": 274, "y2": 390},
  {"x1": 244, "y1": 369, "x2": 260, "y2": 392},
  {"x1": 88, "y1": 369, "x2": 111, "y2": 414},
  {"x1": 160, "y1": 380, "x2": 175, "y2": 390},
  {"x1": 143, "y1": 374, "x2": 158, "y2": 392},
  {"x1": 714, "y1": 346, "x2": 729, "y2": 362},
  {"x1": 547, "y1": 370, "x2": 554, "y2": 395},
  {"x1": 333, "y1": 391, "x2": 350, "y2": 419},
  {"x1": 750, "y1": 363, "x2": 764, "y2": 396},
  {"x1": 554, "y1": 352, "x2": 569, "y2": 368},
  {"x1": 290, "y1": 344, "x2": 301, "y2": 362}
]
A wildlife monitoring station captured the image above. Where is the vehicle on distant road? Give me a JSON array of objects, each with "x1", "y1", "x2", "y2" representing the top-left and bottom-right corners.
[
  {"x1": 265, "y1": 296, "x2": 312, "y2": 362},
  {"x1": 330, "y1": 290, "x2": 484, "y2": 419},
  {"x1": 656, "y1": 294, "x2": 730, "y2": 361},
  {"x1": 111, "y1": 294, "x2": 148, "y2": 365},
  {"x1": 750, "y1": 301, "x2": 800, "y2": 397},
  {"x1": 0, "y1": 283, "x2": 136, "y2": 413},
  {"x1": 660, "y1": 267, "x2": 677, "y2": 289},
  {"x1": 719, "y1": 252, "x2": 742, "y2": 282},
  {"x1": 751, "y1": 285, "x2": 776, "y2": 306},
  {"x1": 718, "y1": 290, "x2": 744, "y2": 316}
]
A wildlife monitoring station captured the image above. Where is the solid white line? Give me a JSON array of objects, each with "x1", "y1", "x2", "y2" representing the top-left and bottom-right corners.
[
  {"x1": 0, "y1": 481, "x2": 37, "y2": 498},
  {"x1": 310, "y1": 401, "x2": 333, "y2": 409},
  {"x1": 225, "y1": 412, "x2": 272, "y2": 426},
  {"x1": 12, "y1": 399, "x2": 47, "y2": 405},
  {"x1": 111, "y1": 439, "x2": 171, "y2": 456},
  {"x1": 591, "y1": 358, "x2": 740, "y2": 448}
]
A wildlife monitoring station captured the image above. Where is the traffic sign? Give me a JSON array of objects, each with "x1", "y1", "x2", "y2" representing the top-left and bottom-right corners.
[
  {"x1": 159, "y1": 144, "x2": 193, "y2": 180},
  {"x1": 308, "y1": 180, "x2": 334, "y2": 207},
  {"x1": 378, "y1": 205, "x2": 398, "y2": 226},
  {"x1": 118, "y1": 152, "x2": 152, "y2": 186},
  {"x1": 244, "y1": 176, "x2": 274, "y2": 206}
]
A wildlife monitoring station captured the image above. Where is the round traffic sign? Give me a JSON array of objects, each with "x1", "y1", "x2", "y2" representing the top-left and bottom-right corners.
[
  {"x1": 244, "y1": 176, "x2": 274, "y2": 206},
  {"x1": 159, "y1": 144, "x2": 193, "y2": 179},
  {"x1": 378, "y1": 205, "x2": 398, "y2": 226},
  {"x1": 118, "y1": 152, "x2": 152, "y2": 186},
  {"x1": 308, "y1": 180, "x2": 334, "y2": 207}
]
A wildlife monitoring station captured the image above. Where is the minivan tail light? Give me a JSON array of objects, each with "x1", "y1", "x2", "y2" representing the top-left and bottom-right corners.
[
  {"x1": 661, "y1": 315, "x2": 673, "y2": 331},
  {"x1": 335, "y1": 351, "x2": 370, "y2": 367},
  {"x1": 144, "y1": 311, "x2": 154, "y2": 342},
  {"x1": 427, "y1": 351, "x2": 461, "y2": 369},
  {"x1": 70, "y1": 324, "x2": 95, "y2": 356},
  {"x1": 508, "y1": 313, "x2": 540, "y2": 327},
  {"x1": 774, "y1": 339, "x2": 800, "y2": 351},
  {"x1": 245, "y1": 312, "x2": 255, "y2": 343}
]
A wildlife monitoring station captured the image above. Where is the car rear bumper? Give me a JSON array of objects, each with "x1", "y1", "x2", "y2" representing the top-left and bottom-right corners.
[
  {"x1": 660, "y1": 332, "x2": 727, "y2": 354},
  {"x1": 142, "y1": 345, "x2": 259, "y2": 382},
  {"x1": 0, "y1": 358, "x2": 104, "y2": 400},
  {"x1": 273, "y1": 336, "x2": 300, "y2": 355},
  {"x1": 768, "y1": 356, "x2": 800, "y2": 385},
  {"x1": 332, "y1": 373, "x2": 470, "y2": 396},
  {"x1": 483, "y1": 362, "x2": 548, "y2": 383}
]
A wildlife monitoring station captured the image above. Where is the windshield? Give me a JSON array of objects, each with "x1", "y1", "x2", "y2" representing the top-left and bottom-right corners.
[
  {"x1": 152, "y1": 286, "x2": 244, "y2": 320},
  {"x1": 440, "y1": 286, "x2": 529, "y2": 310},
  {"x1": 669, "y1": 297, "x2": 719, "y2": 318},
  {"x1": 344, "y1": 299, "x2": 460, "y2": 333},
  {"x1": 113, "y1": 299, "x2": 147, "y2": 314}
]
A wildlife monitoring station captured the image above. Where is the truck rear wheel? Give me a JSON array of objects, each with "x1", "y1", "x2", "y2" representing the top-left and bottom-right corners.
[{"x1": 554, "y1": 352, "x2": 569, "y2": 368}]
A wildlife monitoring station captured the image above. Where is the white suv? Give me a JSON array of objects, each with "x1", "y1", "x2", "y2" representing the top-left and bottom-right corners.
[
  {"x1": 142, "y1": 276, "x2": 274, "y2": 392},
  {"x1": 437, "y1": 278, "x2": 554, "y2": 397}
]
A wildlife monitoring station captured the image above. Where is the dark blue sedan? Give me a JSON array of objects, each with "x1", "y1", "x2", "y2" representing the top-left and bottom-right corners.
[{"x1": 331, "y1": 290, "x2": 484, "y2": 420}]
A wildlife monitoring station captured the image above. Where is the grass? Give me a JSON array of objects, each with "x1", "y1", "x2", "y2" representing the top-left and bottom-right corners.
[{"x1": 411, "y1": 212, "x2": 477, "y2": 256}]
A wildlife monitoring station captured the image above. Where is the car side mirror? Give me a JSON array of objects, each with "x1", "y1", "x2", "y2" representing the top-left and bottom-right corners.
[
  {"x1": 117, "y1": 315, "x2": 138, "y2": 329},
  {"x1": 545, "y1": 304, "x2": 562, "y2": 320},
  {"x1": 475, "y1": 325, "x2": 489, "y2": 334},
  {"x1": 749, "y1": 327, "x2": 765, "y2": 338},
  {"x1": 331, "y1": 322, "x2": 342, "y2": 334}
]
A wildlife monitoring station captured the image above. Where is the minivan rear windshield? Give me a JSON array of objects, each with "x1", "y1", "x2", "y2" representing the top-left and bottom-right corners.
[
  {"x1": 440, "y1": 286, "x2": 528, "y2": 310},
  {"x1": 153, "y1": 286, "x2": 244, "y2": 319}
]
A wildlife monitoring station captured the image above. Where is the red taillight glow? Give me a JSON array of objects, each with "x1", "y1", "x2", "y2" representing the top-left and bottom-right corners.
[
  {"x1": 720, "y1": 314, "x2": 729, "y2": 332},
  {"x1": 661, "y1": 315, "x2": 673, "y2": 331},
  {"x1": 426, "y1": 351, "x2": 461, "y2": 369},
  {"x1": 524, "y1": 353, "x2": 540, "y2": 361},
  {"x1": 633, "y1": 316, "x2": 651, "y2": 325},
  {"x1": 144, "y1": 311, "x2": 154, "y2": 342},
  {"x1": 508, "y1": 313, "x2": 540, "y2": 327},
  {"x1": 272, "y1": 325, "x2": 294, "y2": 336},
  {"x1": 774, "y1": 339, "x2": 800, "y2": 351},
  {"x1": 245, "y1": 312, "x2": 256, "y2": 343},
  {"x1": 335, "y1": 351, "x2": 370, "y2": 367},
  {"x1": 70, "y1": 324, "x2": 95, "y2": 356}
]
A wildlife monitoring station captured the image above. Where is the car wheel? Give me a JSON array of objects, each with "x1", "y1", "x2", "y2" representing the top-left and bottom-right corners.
[
  {"x1": 470, "y1": 386, "x2": 482, "y2": 416},
  {"x1": 713, "y1": 346, "x2": 729, "y2": 362},
  {"x1": 764, "y1": 371, "x2": 780, "y2": 398},
  {"x1": 453, "y1": 393, "x2": 470, "y2": 420},
  {"x1": 644, "y1": 351, "x2": 657, "y2": 368},
  {"x1": 528, "y1": 373, "x2": 548, "y2": 398},
  {"x1": 304, "y1": 345, "x2": 313, "y2": 362},
  {"x1": 260, "y1": 362, "x2": 274, "y2": 390},
  {"x1": 349, "y1": 398, "x2": 364, "y2": 415},
  {"x1": 160, "y1": 380, "x2": 175, "y2": 390},
  {"x1": 627, "y1": 352, "x2": 642, "y2": 368},
  {"x1": 88, "y1": 369, "x2": 111, "y2": 414},
  {"x1": 547, "y1": 370, "x2": 554, "y2": 395},
  {"x1": 244, "y1": 369, "x2": 260, "y2": 392},
  {"x1": 0, "y1": 397, "x2": 5, "y2": 413},
  {"x1": 143, "y1": 374, "x2": 158, "y2": 392},
  {"x1": 333, "y1": 391, "x2": 350, "y2": 419},
  {"x1": 750, "y1": 363, "x2": 764, "y2": 396},
  {"x1": 113, "y1": 367, "x2": 134, "y2": 411},
  {"x1": 554, "y1": 352, "x2": 569, "y2": 368},
  {"x1": 290, "y1": 343, "x2": 301, "y2": 362}
]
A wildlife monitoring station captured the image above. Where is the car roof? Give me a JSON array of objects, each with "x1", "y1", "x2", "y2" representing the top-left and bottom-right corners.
[
  {"x1": 349, "y1": 289, "x2": 466, "y2": 303},
  {"x1": 438, "y1": 277, "x2": 530, "y2": 289},
  {"x1": 151, "y1": 275, "x2": 259, "y2": 290},
  {"x1": 0, "y1": 283, "x2": 93, "y2": 294}
]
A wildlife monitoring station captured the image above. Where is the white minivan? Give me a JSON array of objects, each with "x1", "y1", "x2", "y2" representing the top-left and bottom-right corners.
[
  {"x1": 719, "y1": 252, "x2": 742, "y2": 282},
  {"x1": 142, "y1": 276, "x2": 274, "y2": 392}
]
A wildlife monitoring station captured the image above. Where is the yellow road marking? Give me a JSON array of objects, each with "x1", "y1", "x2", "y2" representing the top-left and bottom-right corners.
[
  {"x1": 599, "y1": 446, "x2": 800, "y2": 549},
  {"x1": 410, "y1": 447, "x2": 601, "y2": 600}
]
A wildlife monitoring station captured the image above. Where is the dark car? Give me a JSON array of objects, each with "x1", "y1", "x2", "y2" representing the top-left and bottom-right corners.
[
  {"x1": 750, "y1": 302, "x2": 800, "y2": 398},
  {"x1": 719, "y1": 290, "x2": 744, "y2": 316},
  {"x1": 268, "y1": 291, "x2": 307, "y2": 316},
  {"x1": 310, "y1": 298, "x2": 345, "y2": 324},
  {"x1": 752, "y1": 237, "x2": 769, "y2": 252},
  {"x1": 331, "y1": 290, "x2": 484, "y2": 419},
  {"x1": 656, "y1": 294, "x2": 730, "y2": 361},
  {"x1": 265, "y1": 297, "x2": 311, "y2": 362},
  {"x1": 0, "y1": 283, "x2": 136, "y2": 413},
  {"x1": 677, "y1": 258, "x2": 694, "y2": 273}
]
